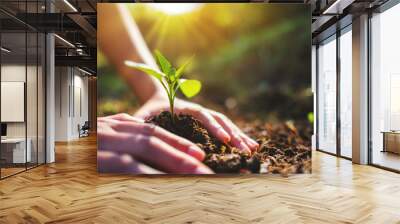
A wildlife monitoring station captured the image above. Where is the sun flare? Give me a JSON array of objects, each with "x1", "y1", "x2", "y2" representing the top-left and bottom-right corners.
[{"x1": 148, "y1": 3, "x2": 202, "y2": 15}]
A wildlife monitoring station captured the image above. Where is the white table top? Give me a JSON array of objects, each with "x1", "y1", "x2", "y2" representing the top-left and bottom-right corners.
[{"x1": 1, "y1": 138, "x2": 28, "y2": 143}]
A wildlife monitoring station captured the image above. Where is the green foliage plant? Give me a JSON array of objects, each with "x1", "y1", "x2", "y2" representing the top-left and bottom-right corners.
[{"x1": 125, "y1": 50, "x2": 201, "y2": 121}]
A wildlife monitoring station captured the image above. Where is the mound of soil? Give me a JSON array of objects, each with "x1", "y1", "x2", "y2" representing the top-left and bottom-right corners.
[{"x1": 146, "y1": 111, "x2": 311, "y2": 175}]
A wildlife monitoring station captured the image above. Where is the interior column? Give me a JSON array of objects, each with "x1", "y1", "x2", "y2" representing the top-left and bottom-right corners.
[{"x1": 352, "y1": 14, "x2": 369, "y2": 164}]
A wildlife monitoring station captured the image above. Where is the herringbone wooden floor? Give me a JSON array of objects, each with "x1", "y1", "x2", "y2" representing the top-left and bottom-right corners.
[{"x1": 1, "y1": 135, "x2": 400, "y2": 224}]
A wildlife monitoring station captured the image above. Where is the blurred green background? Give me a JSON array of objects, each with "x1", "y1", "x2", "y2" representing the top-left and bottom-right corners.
[{"x1": 98, "y1": 3, "x2": 312, "y2": 123}]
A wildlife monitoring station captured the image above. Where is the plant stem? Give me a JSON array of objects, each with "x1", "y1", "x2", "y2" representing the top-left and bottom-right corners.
[{"x1": 169, "y1": 96, "x2": 175, "y2": 124}]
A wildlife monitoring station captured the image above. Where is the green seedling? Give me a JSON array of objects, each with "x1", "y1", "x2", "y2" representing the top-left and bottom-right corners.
[{"x1": 125, "y1": 50, "x2": 201, "y2": 120}]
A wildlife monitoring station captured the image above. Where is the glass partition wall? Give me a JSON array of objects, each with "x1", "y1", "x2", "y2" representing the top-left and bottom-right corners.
[
  {"x1": 0, "y1": 30, "x2": 27, "y2": 177},
  {"x1": 0, "y1": 2, "x2": 46, "y2": 179},
  {"x1": 370, "y1": 2, "x2": 400, "y2": 172},
  {"x1": 339, "y1": 26, "x2": 352, "y2": 159},
  {"x1": 316, "y1": 25, "x2": 353, "y2": 159},
  {"x1": 317, "y1": 35, "x2": 337, "y2": 155},
  {"x1": 316, "y1": 0, "x2": 400, "y2": 172}
]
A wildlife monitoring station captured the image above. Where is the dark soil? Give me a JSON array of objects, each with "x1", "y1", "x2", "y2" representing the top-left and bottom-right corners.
[{"x1": 146, "y1": 111, "x2": 311, "y2": 175}]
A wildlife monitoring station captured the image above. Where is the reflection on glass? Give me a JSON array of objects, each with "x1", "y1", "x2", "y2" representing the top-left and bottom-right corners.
[
  {"x1": 27, "y1": 31, "x2": 38, "y2": 169},
  {"x1": 0, "y1": 1, "x2": 46, "y2": 179},
  {"x1": 38, "y1": 33, "x2": 46, "y2": 165},
  {"x1": 1, "y1": 31, "x2": 27, "y2": 177},
  {"x1": 340, "y1": 28, "x2": 352, "y2": 158},
  {"x1": 371, "y1": 3, "x2": 400, "y2": 171},
  {"x1": 318, "y1": 36, "x2": 337, "y2": 154}
]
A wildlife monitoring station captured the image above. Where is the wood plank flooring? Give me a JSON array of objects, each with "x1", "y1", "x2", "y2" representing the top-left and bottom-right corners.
[
  {"x1": 372, "y1": 151, "x2": 400, "y2": 171},
  {"x1": 1, "y1": 167, "x2": 26, "y2": 178},
  {"x1": 1, "y1": 135, "x2": 400, "y2": 223}
]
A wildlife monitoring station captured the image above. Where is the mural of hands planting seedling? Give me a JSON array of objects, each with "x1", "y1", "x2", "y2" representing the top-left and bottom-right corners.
[
  {"x1": 98, "y1": 3, "x2": 312, "y2": 175},
  {"x1": 125, "y1": 50, "x2": 310, "y2": 174}
]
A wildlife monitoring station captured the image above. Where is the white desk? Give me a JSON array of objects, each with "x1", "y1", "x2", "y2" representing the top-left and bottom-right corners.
[{"x1": 1, "y1": 138, "x2": 31, "y2": 163}]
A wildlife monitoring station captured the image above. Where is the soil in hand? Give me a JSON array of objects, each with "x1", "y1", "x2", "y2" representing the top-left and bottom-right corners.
[{"x1": 146, "y1": 111, "x2": 311, "y2": 175}]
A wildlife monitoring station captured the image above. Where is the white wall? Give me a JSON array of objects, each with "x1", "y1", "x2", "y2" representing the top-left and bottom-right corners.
[
  {"x1": 55, "y1": 67, "x2": 70, "y2": 141},
  {"x1": 72, "y1": 72, "x2": 89, "y2": 138},
  {"x1": 54, "y1": 67, "x2": 89, "y2": 141}
]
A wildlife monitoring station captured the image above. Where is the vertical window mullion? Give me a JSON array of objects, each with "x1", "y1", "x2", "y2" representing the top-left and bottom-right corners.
[
  {"x1": 25, "y1": 0, "x2": 28, "y2": 171},
  {"x1": 316, "y1": 44, "x2": 320, "y2": 151},
  {"x1": 36, "y1": 0, "x2": 39, "y2": 167},
  {"x1": 336, "y1": 29, "x2": 341, "y2": 157}
]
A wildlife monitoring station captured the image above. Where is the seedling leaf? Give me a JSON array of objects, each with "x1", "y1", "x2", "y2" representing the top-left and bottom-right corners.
[
  {"x1": 154, "y1": 50, "x2": 172, "y2": 75},
  {"x1": 125, "y1": 51, "x2": 201, "y2": 119},
  {"x1": 124, "y1": 60, "x2": 165, "y2": 81},
  {"x1": 179, "y1": 79, "x2": 201, "y2": 98},
  {"x1": 169, "y1": 67, "x2": 177, "y2": 82},
  {"x1": 176, "y1": 56, "x2": 193, "y2": 79}
]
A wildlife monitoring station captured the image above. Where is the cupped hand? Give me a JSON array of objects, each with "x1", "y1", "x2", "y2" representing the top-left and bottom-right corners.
[
  {"x1": 97, "y1": 113, "x2": 213, "y2": 174},
  {"x1": 134, "y1": 93, "x2": 259, "y2": 154}
]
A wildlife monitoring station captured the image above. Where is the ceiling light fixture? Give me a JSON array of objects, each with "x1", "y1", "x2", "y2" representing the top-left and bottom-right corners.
[
  {"x1": 323, "y1": 0, "x2": 341, "y2": 14},
  {"x1": 322, "y1": 0, "x2": 354, "y2": 15},
  {"x1": 1, "y1": 47, "x2": 11, "y2": 53},
  {"x1": 63, "y1": 0, "x2": 78, "y2": 12},
  {"x1": 76, "y1": 48, "x2": 85, "y2": 55},
  {"x1": 54, "y1": 34, "x2": 75, "y2": 48},
  {"x1": 78, "y1": 67, "x2": 93, "y2": 76}
]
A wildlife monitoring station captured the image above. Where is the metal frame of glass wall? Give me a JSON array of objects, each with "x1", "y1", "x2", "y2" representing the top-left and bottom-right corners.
[
  {"x1": 315, "y1": 23, "x2": 353, "y2": 161},
  {"x1": 0, "y1": 0, "x2": 47, "y2": 179}
]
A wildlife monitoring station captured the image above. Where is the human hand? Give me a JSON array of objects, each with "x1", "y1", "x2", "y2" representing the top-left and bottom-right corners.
[
  {"x1": 134, "y1": 93, "x2": 259, "y2": 154},
  {"x1": 97, "y1": 113, "x2": 214, "y2": 174}
]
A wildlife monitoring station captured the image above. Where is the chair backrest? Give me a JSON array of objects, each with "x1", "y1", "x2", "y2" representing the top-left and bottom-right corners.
[{"x1": 82, "y1": 121, "x2": 90, "y2": 129}]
